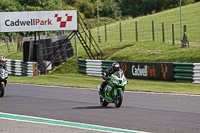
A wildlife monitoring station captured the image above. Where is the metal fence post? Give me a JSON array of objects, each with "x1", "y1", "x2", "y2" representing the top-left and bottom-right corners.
[
  {"x1": 162, "y1": 22, "x2": 165, "y2": 43},
  {"x1": 136, "y1": 21, "x2": 138, "y2": 42},
  {"x1": 172, "y1": 24, "x2": 175, "y2": 45},
  {"x1": 120, "y1": 22, "x2": 122, "y2": 42},
  {"x1": 105, "y1": 23, "x2": 107, "y2": 42},
  {"x1": 152, "y1": 21, "x2": 155, "y2": 41}
]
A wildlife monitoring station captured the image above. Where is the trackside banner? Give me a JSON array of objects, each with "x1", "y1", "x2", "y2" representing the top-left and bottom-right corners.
[
  {"x1": 0, "y1": 10, "x2": 77, "y2": 32},
  {"x1": 118, "y1": 61, "x2": 174, "y2": 81}
]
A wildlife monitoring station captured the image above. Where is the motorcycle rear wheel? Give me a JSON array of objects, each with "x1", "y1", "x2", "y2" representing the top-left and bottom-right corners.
[
  {"x1": 0, "y1": 84, "x2": 5, "y2": 97},
  {"x1": 100, "y1": 96, "x2": 109, "y2": 107},
  {"x1": 115, "y1": 89, "x2": 123, "y2": 108}
]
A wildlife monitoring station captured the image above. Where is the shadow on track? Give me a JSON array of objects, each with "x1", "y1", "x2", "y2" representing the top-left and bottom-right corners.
[{"x1": 72, "y1": 106, "x2": 114, "y2": 110}]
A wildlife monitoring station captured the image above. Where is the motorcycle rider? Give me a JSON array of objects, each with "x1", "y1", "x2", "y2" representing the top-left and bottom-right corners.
[
  {"x1": 99, "y1": 62, "x2": 122, "y2": 96},
  {"x1": 0, "y1": 56, "x2": 6, "y2": 69},
  {"x1": 0, "y1": 56, "x2": 8, "y2": 85}
]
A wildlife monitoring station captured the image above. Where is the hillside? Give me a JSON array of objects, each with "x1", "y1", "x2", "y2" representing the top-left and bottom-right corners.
[
  {"x1": 52, "y1": 2, "x2": 200, "y2": 74},
  {"x1": 72, "y1": 2, "x2": 200, "y2": 62}
]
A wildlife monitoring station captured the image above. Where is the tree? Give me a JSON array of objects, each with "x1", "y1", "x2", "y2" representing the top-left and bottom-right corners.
[
  {"x1": 62, "y1": 0, "x2": 78, "y2": 5},
  {"x1": 16, "y1": 0, "x2": 63, "y2": 11},
  {"x1": 0, "y1": 0, "x2": 23, "y2": 12},
  {"x1": 117, "y1": 0, "x2": 196, "y2": 17},
  {"x1": 141, "y1": 0, "x2": 163, "y2": 15},
  {"x1": 118, "y1": 0, "x2": 143, "y2": 17},
  {"x1": 161, "y1": 0, "x2": 195, "y2": 9},
  {"x1": 101, "y1": 0, "x2": 121, "y2": 19},
  {"x1": 75, "y1": 0, "x2": 96, "y2": 18}
]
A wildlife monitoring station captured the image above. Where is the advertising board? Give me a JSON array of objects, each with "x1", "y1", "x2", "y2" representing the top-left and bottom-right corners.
[
  {"x1": 119, "y1": 62, "x2": 174, "y2": 81},
  {"x1": 0, "y1": 10, "x2": 77, "y2": 32}
]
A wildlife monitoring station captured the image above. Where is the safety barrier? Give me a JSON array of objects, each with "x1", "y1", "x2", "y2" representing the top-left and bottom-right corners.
[
  {"x1": 78, "y1": 59, "x2": 200, "y2": 84},
  {"x1": 173, "y1": 63, "x2": 194, "y2": 83},
  {"x1": 6, "y1": 59, "x2": 38, "y2": 76},
  {"x1": 193, "y1": 63, "x2": 200, "y2": 83},
  {"x1": 173, "y1": 63, "x2": 200, "y2": 83},
  {"x1": 78, "y1": 59, "x2": 115, "y2": 76}
]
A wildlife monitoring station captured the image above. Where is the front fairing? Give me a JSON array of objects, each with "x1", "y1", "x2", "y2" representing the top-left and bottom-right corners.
[
  {"x1": 104, "y1": 71, "x2": 127, "y2": 102},
  {"x1": 108, "y1": 71, "x2": 127, "y2": 87},
  {"x1": 0, "y1": 68, "x2": 8, "y2": 82}
]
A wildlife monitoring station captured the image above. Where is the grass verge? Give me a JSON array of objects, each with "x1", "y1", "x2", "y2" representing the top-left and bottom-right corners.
[{"x1": 9, "y1": 74, "x2": 200, "y2": 95}]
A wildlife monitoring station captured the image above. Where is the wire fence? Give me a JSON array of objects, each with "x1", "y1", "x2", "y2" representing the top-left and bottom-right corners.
[
  {"x1": 0, "y1": 21, "x2": 199, "y2": 57},
  {"x1": 0, "y1": 36, "x2": 22, "y2": 55},
  {"x1": 87, "y1": 21, "x2": 199, "y2": 46}
]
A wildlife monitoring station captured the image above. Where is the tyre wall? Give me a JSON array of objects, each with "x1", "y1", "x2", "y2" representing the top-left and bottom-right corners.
[{"x1": 23, "y1": 35, "x2": 74, "y2": 73}]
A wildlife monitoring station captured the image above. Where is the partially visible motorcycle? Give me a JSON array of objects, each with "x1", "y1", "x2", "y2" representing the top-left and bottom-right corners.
[
  {"x1": 0, "y1": 68, "x2": 8, "y2": 97},
  {"x1": 97, "y1": 70, "x2": 127, "y2": 108}
]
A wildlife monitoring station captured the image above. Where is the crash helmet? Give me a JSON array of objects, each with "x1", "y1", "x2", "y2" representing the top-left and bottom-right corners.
[
  {"x1": 112, "y1": 62, "x2": 120, "y2": 72},
  {"x1": 0, "y1": 56, "x2": 6, "y2": 67}
]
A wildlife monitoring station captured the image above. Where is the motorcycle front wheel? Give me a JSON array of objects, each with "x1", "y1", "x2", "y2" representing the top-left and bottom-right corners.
[
  {"x1": 100, "y1": 96, "x2": 109, "y2": 107},
  {"x1": 0, "y1": 84, "x2": 5, "y2": 97},
  {"x1": 115, "y1": 89, "x2": 123, "y2": 108}
]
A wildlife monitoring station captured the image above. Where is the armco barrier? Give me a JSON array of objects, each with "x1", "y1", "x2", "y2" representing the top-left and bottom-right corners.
[
  {"x1": 102, "y1": 60, "x2": 115, "y2": 72},
  {"x1": 173, "y1": 63, "x2": 194, "y2": 83},
  {"x1": 78, "y1": 59, "x2": 87, "y2": 73},
  {"x1": 193, "y1": 63, "x2": 200, "y2": 83},
  {"x1": 78, "y1": 59, "x2": 115, "y2": 76},
  {"x1": 78, "y1": 59, "x2": 200, "y2": 84},
  {"x1": 6, "y1": 59, "x2": 38, "y2": 76}
]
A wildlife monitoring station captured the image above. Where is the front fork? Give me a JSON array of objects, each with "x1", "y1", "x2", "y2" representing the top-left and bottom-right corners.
[
  {"x1": 114, "y1": 88, "x2": 120, "y2": 96},
  {"x1": 113, "y1": 88, "x2": 121, "y2": 99},
  {"x1": 104, "y1": 87, "x2": 124, "y2": 102}
]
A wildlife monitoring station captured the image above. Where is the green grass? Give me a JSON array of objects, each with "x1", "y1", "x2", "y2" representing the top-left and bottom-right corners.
[
  {"x1": 107, "y1": 41, "x2": 200, "y2": 62},
  {"x1": 0, "y1": 43, "x2": 23, "y2": 60},
  {"x1": 8, "y1": 74, "x2": 200, "y2": 95},
  {"x1": 50, "y1": 58, "x2": 78, "y2": 74},
  {"x1": 84, "y1": 17, "x2": 117, "y2": 28}
]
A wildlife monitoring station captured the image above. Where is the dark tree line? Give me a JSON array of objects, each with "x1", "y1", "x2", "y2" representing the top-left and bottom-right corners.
[
  {"x1": 63, "y1": 0, "x2": 199, "y2": 18},
  {"x1": 117, "y1": 0, "x2": 198, "y2": 17},
  {"x1": 0, "y1": 0, "x2": 199, "y2": 19}
]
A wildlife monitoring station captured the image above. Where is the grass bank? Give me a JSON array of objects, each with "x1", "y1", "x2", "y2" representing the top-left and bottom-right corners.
[
  {"x1": 106, "y1": 41, "x2": 200, "y2": 62},
  {"x1": 73, "y1": 2, "x2": 200, "y2": 62},
  {"x1": 9, "y1": 74, "x2": 200, "y2": 95}
]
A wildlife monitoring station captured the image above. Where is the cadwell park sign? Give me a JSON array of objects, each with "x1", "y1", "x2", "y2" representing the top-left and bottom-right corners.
[
  {"x1": 0, "y1": 10, "x2": 78, "y2": 32},
  {"x1": 119, "y1": 62, "x2": 174, "y2": 81}
]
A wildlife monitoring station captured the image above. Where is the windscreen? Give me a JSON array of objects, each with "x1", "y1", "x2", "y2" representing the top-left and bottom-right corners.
[{"x1": 113, "y1": 71, "x2": 124, "y2": 78}]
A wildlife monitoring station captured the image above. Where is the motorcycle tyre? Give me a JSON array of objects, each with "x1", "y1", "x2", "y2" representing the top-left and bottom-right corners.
[
  {"x1": 0, "y1": 84, "x2": 5, "y2": 97},
  {"x1": 100, "y1": 96, "x2": 109, "y2": 107},
  {"x1": 115, "y1": 89, "x2": 123, "y2": 108}
]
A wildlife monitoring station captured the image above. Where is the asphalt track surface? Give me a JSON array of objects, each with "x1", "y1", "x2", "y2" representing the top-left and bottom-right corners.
[{"x1": 0, "y1": 83, "x2": 200, "y2": 133}]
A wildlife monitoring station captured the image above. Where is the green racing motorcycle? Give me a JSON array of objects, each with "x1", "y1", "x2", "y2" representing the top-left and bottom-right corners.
[{"x1": 97, "y1": 70, "x2": 128, "y2": 108}]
